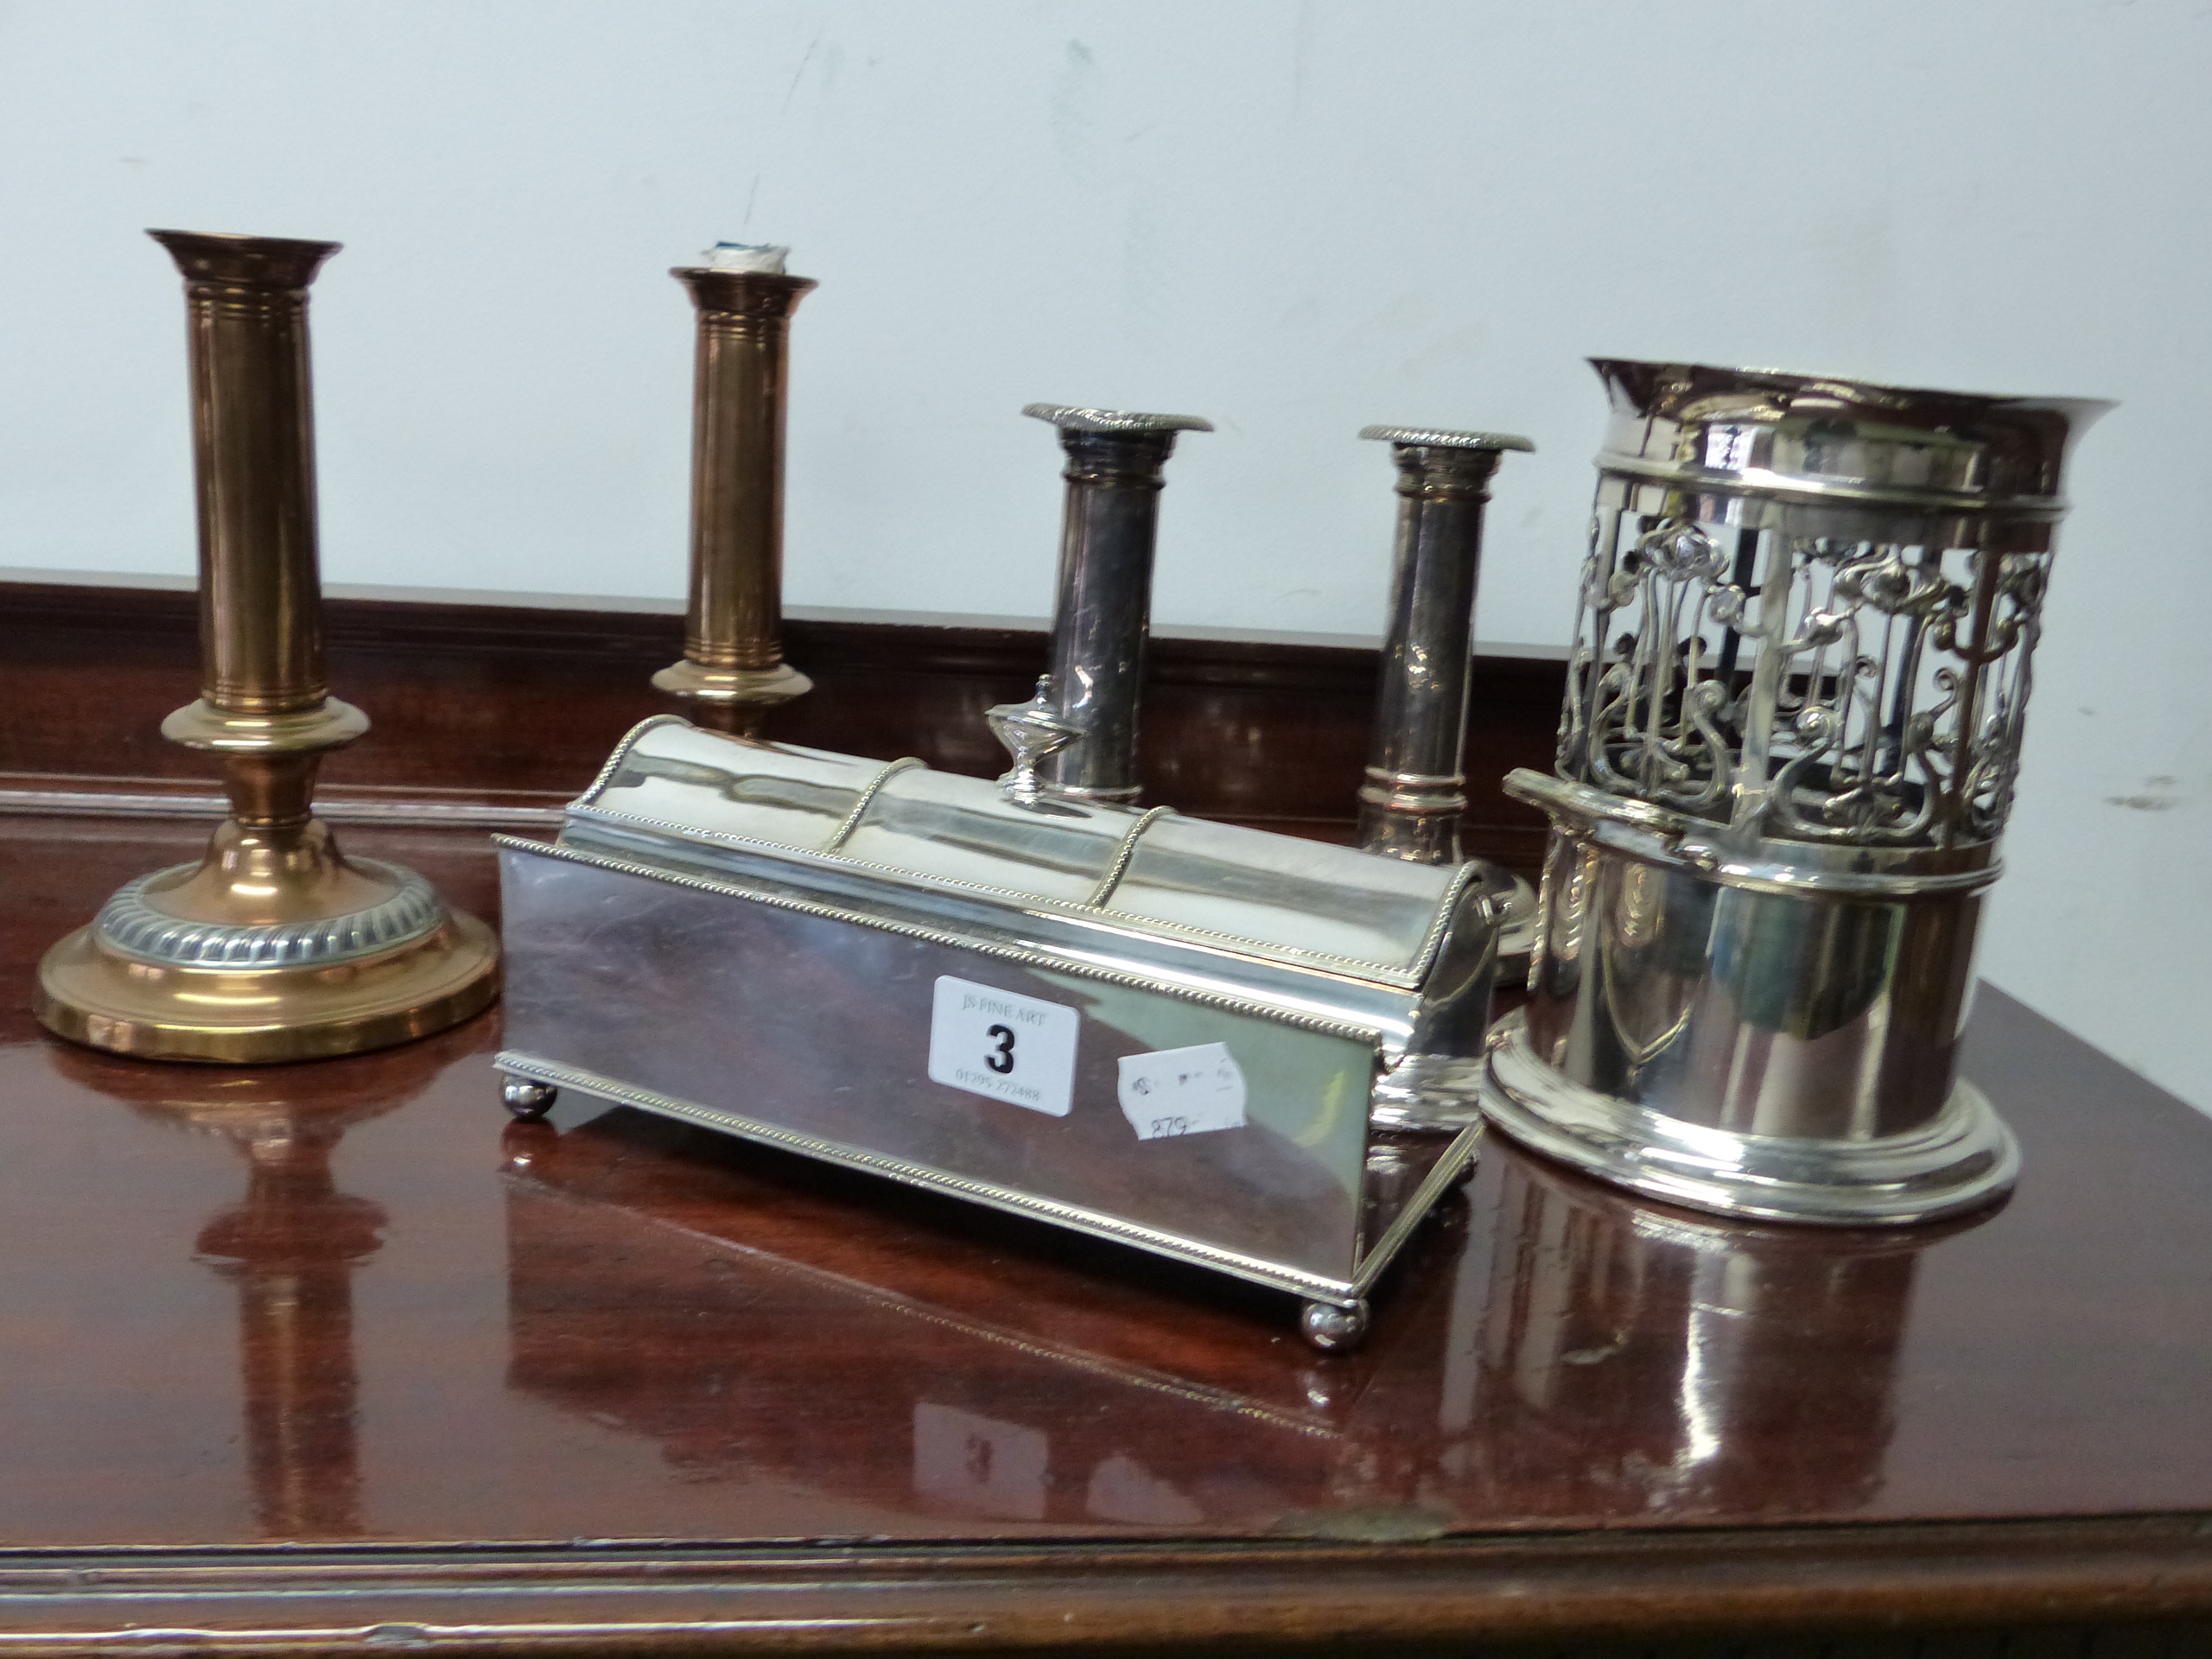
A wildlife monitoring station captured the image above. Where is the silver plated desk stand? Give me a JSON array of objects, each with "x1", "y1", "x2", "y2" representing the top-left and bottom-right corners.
[
  {"x1": 494, "y1": 715, "x2": 1511, "y2": 1350},
  {"x1": 1479, "y1": 360, "x2": 2110, "y2": 1225}
]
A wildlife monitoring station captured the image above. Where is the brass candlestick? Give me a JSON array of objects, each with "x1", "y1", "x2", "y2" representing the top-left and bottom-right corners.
[
  {"x1": 35, "y1": 229, "x2": 500, "y2": 1064},
  {"x1": 652, "y1": 254, "x2": 816, "y2": 730}
]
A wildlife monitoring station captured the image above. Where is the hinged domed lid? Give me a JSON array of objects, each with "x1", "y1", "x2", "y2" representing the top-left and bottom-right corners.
[{"x1": 563, "y1": 716, "x2": 1473, "y2": 984}]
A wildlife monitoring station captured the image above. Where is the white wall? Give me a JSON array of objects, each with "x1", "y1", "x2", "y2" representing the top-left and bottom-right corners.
[{"x1": 3, "y1": 1, "x2": 2206, "y2": 1110}]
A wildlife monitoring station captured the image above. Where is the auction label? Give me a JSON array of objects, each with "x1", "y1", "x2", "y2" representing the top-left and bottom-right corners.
[
  {"x1": 1116, "y1": 1042, "x2": 1247, "y2": 1141},
  {"x1": 927, "y1": 976, "x2": 1080, "y2": 1116}
]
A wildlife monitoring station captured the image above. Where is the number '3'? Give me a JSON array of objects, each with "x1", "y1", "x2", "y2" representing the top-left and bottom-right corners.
[{"x1": 984, "y1": 1024, "x2": 1017, "y2": 1074}]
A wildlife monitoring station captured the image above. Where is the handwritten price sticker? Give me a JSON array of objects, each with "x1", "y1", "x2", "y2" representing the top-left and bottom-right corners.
[{"x1": 1116, "y1": 1042, "x2": 1247, "y2": 1141}]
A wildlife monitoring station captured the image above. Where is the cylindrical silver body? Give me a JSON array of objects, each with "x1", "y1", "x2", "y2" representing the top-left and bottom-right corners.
[
  {"x1": 1480, "y1": 360, "x2": 2110, "y2": 1225},
  {"x1": 1355, "y1": 427, "x2": 1532, "y2": 863},
  {"x1": 1023, "y1": 404, "x2": 1210, "y2": 803}
]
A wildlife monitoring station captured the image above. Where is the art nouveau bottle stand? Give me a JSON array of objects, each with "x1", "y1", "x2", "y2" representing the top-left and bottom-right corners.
[{"x1": 1478, "y1": 360, "x2": 2108, "y2": 1225}]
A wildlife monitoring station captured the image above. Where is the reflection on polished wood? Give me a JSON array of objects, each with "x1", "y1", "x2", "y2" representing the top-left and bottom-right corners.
[
  {"x1": 3, "y1": 813, "x2": 2212, "y2": 1651},
  {"x1": 204, "y1": 1118, "x2": 379, "y2": 1541},
  {"x1": 69, "y1": 1049, "x2": 432, "y2": 1541}
]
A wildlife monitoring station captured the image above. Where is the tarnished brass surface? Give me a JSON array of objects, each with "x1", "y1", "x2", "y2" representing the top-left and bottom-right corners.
[
  {"x1": 34, "y1": 230, "x2": 499, "y2": 1063},
  {"x1": 652, "y1": 266, "x2": 816, "y2": 711},
  {"x1": 149, "y1": 230, "x2": 338, "y2": 721}
]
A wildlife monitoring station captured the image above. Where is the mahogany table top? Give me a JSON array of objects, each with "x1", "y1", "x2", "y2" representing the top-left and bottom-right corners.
[{"x1": 4, "y1": 813, "x2": 2210, "y2": 1651}]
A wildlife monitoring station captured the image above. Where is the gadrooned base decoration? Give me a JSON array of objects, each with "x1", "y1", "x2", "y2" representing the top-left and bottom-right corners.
[{"x1": 36, "y1": 855, "x2": 499, "y2": 1065}]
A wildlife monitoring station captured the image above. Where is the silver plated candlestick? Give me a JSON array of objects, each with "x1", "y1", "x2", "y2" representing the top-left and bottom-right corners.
[
  {"x1": 1021, "y1": 404, "x2": 1211, "y2": 803},
  {"x1": 1355, "y1": 426, "x2": 1534, "y2": 1135},
  {"x1": 1354, "y1": 425, "x2": 1541, "y2": 982},
  {"x1": 1356, "y1": 425, "x2": 1533, "y2": 863},
  {"x1": 1479, "y1": 360, "x2": 2109, "y2": 1224}
]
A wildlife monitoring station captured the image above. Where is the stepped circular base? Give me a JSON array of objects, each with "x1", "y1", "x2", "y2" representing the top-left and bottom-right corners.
[
  {"x1": 36, "y1": 909, "x2": 501, "y2": 1065},
  {"x1": 1476, "y1": 1011, "x2": 2018, "y2": 1226}
]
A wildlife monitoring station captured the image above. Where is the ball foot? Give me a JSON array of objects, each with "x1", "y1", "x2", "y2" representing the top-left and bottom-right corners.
[
  {"x1": 1300, "y1": 1299, "x2": 1369, "y2": 1352},
  {"x1": 501, "y1": 1077, "x2": 558, "y2": 1121}
]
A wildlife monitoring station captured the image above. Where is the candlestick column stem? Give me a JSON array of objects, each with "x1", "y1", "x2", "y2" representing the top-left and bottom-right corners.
[
  {"x1": 1355, "y1": 427, "x2": 1531, "y2": 863},
  {"x1": 1022, "y1": 404, "x2": 1211, "y2": 804},
  {"x1": 652, "y1": 267, "x2": 817, "y2": 725}
]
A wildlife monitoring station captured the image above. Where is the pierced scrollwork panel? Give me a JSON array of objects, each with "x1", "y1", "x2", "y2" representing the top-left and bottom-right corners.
[
  {"x1": 1559, "y1": 506, "x2": 2052, "y2": 850},
  {"x1": 1557, "y1": 513, "x2": 1743, "y2": 817}
]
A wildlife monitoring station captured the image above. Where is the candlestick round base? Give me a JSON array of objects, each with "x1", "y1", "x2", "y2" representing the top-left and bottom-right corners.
[
  {"x1": 36, "y1": 911, "x2": 499, "y2": 1065},
  {"x1": 652, "y1": 658, "x2": 812, "y2": 707},
  {"x1": 35, "y1": 826, "x2": 500, "y2": 1065}
]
